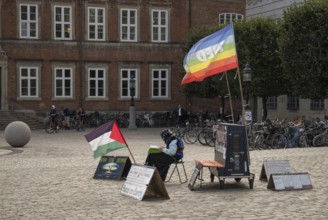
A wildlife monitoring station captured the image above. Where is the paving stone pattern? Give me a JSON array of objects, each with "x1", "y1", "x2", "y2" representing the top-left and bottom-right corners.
[{"x1": 0, "y1": 128, "x2": 327, "y2": 220}]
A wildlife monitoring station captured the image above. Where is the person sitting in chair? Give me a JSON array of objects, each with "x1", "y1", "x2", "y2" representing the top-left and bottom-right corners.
[{"x1": 145, "y1": 129, "x2": 178, "y2": 181}]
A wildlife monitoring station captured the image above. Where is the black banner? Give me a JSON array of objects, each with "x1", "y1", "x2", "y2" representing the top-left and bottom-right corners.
[{"x1": 93, "y1": 156, "x2": 132, "y2": 180}]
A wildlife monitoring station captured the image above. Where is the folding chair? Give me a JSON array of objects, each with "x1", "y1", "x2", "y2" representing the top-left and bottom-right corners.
[{"x1": 166, "y1": 158, "x2": 188, "y2": 184}]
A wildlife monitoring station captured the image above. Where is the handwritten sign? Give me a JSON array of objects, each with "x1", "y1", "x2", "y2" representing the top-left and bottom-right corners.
[{"x1": 121, "y1": 164, "x2": 170, "y2": 201}]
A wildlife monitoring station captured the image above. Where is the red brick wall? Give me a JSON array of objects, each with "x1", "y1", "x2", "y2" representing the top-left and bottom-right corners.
[{"x1": 1, "y1": 0, "x2": 244, "y2": 115}]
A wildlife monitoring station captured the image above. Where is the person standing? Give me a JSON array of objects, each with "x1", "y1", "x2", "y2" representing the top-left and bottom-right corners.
[
  {"x1": 77, "y1": 107, "x2": 86, "y2": 132},
  {"x1": 290, "y1": 116, "x2": 304, "y2": 147},
  {"x1": 49, "y1": 105, "x2": 58, "y2": 129},
  {"x1": 176, "y1": 104, "x2": 187, "y2": 127},
  {"x1": 63, "y1": 107, "x2": 70, "y2": 129}
]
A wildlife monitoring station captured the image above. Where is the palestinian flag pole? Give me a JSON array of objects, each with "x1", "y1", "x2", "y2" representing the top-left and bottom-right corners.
[{"x1": 84, "y1": 120, "x2": 136, "y2": 163}]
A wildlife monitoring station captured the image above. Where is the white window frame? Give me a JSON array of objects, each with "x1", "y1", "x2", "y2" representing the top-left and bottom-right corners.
[
  {"x1": 120, "y1": 68, "x2": 138, "y2": 98},
  {"x1": 120, "y1": 8, "x2": 138, "y2": 42},
  {"x1": 310, "y1": 99, "x2": 324, "y2": 110},
  {"x1": 88, "y1": 7, "x2": 105, "y2": 41},
  {"x1": 287, "y1": 96, "x2": 299, "y2": 110},
  {"x1": 151, "y1": 9, "x2": 168, "y2": 42},
  {"x1": 54, "y1": 68, "x2": 73, "y2": 98},
  {"x1": 219, "y1": 13, "x2": 244, "y2": 24},
  {"x1": 19, "y1": 67, "x2": 39, "y2": 98},
  {"x1": 54, "y1": 5, "x2": 72, "y2": 40},
  {"x1": 88, "y1": 68, "x2": 106, "y2": 98},
  {"x1": 151, "y1": 68, "x2": 168, "y2": 98},
  {"x1": 20, "y1": 4, "x2": 38, "y2": 39},
  {"x1": 266, "y1": 96, "x2": 277, "y2": 109}
]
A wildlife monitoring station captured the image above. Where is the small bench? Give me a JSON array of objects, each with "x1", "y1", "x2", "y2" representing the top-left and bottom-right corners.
[{"x1": 195, "y1": 159, "x2": 225, "y2": 188}]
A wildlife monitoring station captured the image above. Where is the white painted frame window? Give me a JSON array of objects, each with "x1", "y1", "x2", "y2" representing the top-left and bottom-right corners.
[
  {"x1": 20, "y1": 4, "x2": 38, "y2": 39},
  {"x1": 54, "y1": 5, "x2": 72, "y2": 40},
  {"x1": 120, "y1": 68, "x2": 138, "y2": 98},
  {"x1": 88, "y1": 7, "x2": 105, "y2": 41},
  {"x1": 151, "y1": 10, "x2": 168, "y2": 42},
  {"x1": 266, "y1": 96, "x2": 277, "y2": 109},
  {"x1": 287, "y1": 96, "x2": 299, "y2": 110},
  {"x1": 88, "y1": 68, "x2": 106, "y2": 97},
  {"x1": 54, "y1": 68, "x2": 72, "y2": 98},
  {"x1": 120, "y1": 9, "x2": 137, "y2": 42},
  {"x1": 219, "y1": 13, "x2": 243, "y2": 24},
  {"x1": 310, "y1": 99, "x2": 324, "y2": 110},
  {"x1": 19, "y1": 67, "x2": 39, "y2": 97},
  {"x1": 151, "y1": 68, "x2": 168, "y2": 98}
]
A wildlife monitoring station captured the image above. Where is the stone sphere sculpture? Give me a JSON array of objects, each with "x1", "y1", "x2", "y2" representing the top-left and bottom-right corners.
[{"x1": 4, "y1": 121, "x2": 31, "y2": 147}]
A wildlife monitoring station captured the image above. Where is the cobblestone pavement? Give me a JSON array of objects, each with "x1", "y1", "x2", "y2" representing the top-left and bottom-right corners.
[{"x1": 0, "y1": 128, "x2": 327, "y2": 220}]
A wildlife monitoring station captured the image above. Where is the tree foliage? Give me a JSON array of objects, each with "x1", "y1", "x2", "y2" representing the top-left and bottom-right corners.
[
  {"x1": 279, "y1": 0, "x2": 328, "y2": 99},
  {"x1": 181, "y1": 0, "x2": 328, "y2": 119},
  {"x1": 182, "y1": 18, "x2": 284, "y2": 120}
]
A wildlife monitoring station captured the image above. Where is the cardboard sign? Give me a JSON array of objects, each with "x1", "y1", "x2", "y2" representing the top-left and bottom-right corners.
[
  {"x1": 260, "y1": 160, "x2": 292, "y2": 181},
  {"x1": 188, "y1": 162, "x2": 203, "y2": 190},
  {"x1": 267, "y1": 173, "x2": 313, "y2": 191},
  {"x1": 121, "y1": 164, "x2": 170, "y2": 201},
  {"x1": 93, "y1": 156, "x2": 132, "y2": 180}
]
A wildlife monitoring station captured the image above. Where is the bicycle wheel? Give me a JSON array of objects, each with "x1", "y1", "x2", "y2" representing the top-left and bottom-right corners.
[
  {"x1": 272, "y1": 133, "x2": 284, "y2": 149},
  {"x1": 312, "y1": 135, "x2": 323, "y2": 147},
  {"x1": 45, "y1": 125, "x2": 54, "y2": 133},
  {"x1": 298, "y1": 135, "x2": 308, "y2": 147},
  {"x1": 170, "y1": 127, "x2": 181, "y2": 138},
  {"x1": 44, "y1": 121, "x2": 54, "y2": 134},
  {"x1": 205, "y1": 133, "x2": 215, "y2": 147},
  {"x1": 254, "y1": 134, "x2": 265, "y2": 150},
  {"x1": 197, "y1": 131, "x2": 208, "y2": 146},
  {"x1": 184, "y1": 129, "x2": 198, "y2": 144}
]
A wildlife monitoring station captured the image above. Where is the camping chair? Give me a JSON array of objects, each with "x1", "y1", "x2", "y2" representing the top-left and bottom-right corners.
[{"x1": 166, "y1": 157, "x2": 188, "y2": 184}]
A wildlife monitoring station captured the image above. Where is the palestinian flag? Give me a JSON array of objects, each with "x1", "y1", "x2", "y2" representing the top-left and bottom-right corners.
[{"x1": 85, "y1": 120, "x2": 127, "y2": 158}]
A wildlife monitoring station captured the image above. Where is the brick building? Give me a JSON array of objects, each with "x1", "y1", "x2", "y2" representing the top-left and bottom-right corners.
[{"x1": 0, "y1": 0, "x2": 245, "y2": 115}]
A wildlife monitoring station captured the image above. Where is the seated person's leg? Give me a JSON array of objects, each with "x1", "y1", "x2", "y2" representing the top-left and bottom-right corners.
[{"x1": 145, "y1": 153, "x2": 175, "y2": 181}]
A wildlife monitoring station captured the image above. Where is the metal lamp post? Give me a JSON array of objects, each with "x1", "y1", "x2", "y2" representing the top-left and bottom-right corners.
[
  {"x1": 243, "y1": 63, "x2": 252, "y2": 122},
  {"x1": 128, "y1": 73, "x2": 137, "y2": 130},
  {"x1": 243, "y1": 64, "x2": 252, "y2": 106}
]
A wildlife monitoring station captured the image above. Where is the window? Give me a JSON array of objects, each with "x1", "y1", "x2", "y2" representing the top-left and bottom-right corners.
[
  {"x1": 54, "y1": 68, "x2": 72, "y2": 98},
  {"x1": 120, "y1": 68, "x2": 138, "y2": 98},
  {"x1": 88, "y1": 68, "x2": 105, "y2": 97},
  {"x1": 120, "y1": 9, "x2": 137, "y2": 41},
  {"x1": 152, "y1": 69, "x2": 168, "y2": 98},
  {"x1": 20, "y1": 4, "x2": 38, "y2": 39},
  {"x1": 88, "y1": 7, "x2": 105, "y2": 41},
  {"x1": 54, "y1": 6, "x2": 72, "y2": 40},
  {"x1": 151, "y1": 10, "x2": 168, "y2": 42},
  {"x1": 287, "y1": 96, "x2": 299, "y2": 110},
  {"x1": 310, "y1": 99, "x2": 324, "y2": 110},
  {"x1": 19, "y1": 67, "x2": 39, "y2": 97},
  {"x1": 266, "y1": 96, "x2": 277, "y2": 109},
  {"x1": 219, "y1": 13, "x2": 243, "y2": 24}
]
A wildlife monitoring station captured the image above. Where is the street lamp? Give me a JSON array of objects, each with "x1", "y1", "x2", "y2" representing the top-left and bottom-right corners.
[
  {"x1": 242, "y1": 63, "x2": 252, "y2": 122},
  {"x1": 243, "y1": 63, "x2": 252, "y2": 107},
  {"x1": 128, "y1": 73, "x2": 137, "y2": 130},
  {"x1": 130, "y1": 73, "x2": 135, "y2": 106}
]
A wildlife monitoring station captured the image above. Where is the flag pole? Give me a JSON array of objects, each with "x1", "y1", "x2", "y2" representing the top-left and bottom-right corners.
[
  {"x1": 236, "y1": 66, "x2": 251, "y2": 165},
  {"x1": 114, "y1": 120, "x2": 137, "y2": 164},
  {"x1": 224, "y1": 72, "x2": 234, "y2": 123},
  {"x1": 125, "y1": 143, "x2": 137, "y2": 164}
]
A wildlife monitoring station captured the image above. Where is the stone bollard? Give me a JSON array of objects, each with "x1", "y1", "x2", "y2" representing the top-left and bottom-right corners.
[{"x1": 4, "y1": 121, "x2": 31, "y2": 147}]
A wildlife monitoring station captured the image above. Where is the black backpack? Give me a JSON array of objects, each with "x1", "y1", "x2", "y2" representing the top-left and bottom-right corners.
[{"x1": 175, "y1": 138, "x2": 184, "y2": 160}]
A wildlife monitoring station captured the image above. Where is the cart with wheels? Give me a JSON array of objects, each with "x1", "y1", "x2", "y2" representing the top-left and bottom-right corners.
[
  {"x1": 209, "y1": 123, "x2": 255, "y2": 189},
  {"x1": 188, "y1": 123, "x2": 255, "y2": 190}
]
